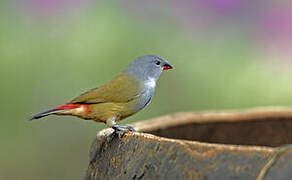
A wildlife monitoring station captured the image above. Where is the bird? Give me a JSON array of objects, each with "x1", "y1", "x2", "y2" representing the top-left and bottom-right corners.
[{"x1": 30, "y1": 55, "x2": 173, "y2": 135}]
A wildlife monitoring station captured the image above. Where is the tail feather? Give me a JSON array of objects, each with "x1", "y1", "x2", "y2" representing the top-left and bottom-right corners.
[
  {"x1": 29, "y1": 104, "x2": 82, "y2": 120},
  {"x1": 29, "y1": 109, "x2": 64, "y2": 120}
]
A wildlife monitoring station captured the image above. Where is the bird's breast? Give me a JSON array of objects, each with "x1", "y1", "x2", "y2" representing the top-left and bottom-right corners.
[
  {"x1": 119, "y1": 79, "x2": 156, "y2": 120},
  {"x1": 144, "y1": 78, "x2": 156, "y2": 89},
  {"x1": 133, "y1": 85, "x2": 155, "y2": 112}
]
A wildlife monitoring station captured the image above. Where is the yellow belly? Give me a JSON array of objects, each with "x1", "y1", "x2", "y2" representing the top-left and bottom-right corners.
[{"x1": 72, "y1": 100, "x2": 139, "y2": 123}]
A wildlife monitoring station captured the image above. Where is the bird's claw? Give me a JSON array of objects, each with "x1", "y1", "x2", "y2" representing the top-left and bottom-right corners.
[{"x1": 112, "y1": 125, "x2": 136, "y2": 138}]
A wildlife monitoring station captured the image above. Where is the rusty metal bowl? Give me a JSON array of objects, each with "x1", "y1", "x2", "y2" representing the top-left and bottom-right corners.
[{"x1": 85, "y1": 108, "x2": 292, "y2": 180}]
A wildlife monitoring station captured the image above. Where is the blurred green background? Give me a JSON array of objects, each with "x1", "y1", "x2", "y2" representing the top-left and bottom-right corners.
[{"x1": 1, "y1": 0, "x2": 292, "y2": 179}]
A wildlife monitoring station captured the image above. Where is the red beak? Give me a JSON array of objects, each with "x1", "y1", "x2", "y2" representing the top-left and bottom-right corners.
[{"x1": 163, "y1": 63, "x2": 173, "y2": 70}]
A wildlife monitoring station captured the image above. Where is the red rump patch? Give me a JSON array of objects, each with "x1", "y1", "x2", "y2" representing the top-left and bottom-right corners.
[
  {"x1": 54, "y1": 104, "x2": 91, "y2": 114},
  {"x1": 54, "y1": 104, "x2": 82, "y2": 110},
  {"x1": 82, "y1": 104, "x2": 91, "y2": 114}
]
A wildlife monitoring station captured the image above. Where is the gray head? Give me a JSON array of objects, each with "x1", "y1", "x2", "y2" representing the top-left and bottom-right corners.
[{"x1": 124, "y1": 55, "x2": 173, "y2": 82}]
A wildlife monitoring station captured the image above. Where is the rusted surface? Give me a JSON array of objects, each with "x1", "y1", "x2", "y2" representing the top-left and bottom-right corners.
[{"x1": 85, "y1": 108, "x2": 292, "y2": 180}]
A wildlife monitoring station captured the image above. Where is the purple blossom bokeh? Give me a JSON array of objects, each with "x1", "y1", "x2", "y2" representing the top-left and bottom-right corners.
[
  {"x1": 261, "y1": 8, "x2": 292, "y2": 43},
  {"x1": 15, "y1": 0, "x2": 292, "y2": 58},
  {"x1": 118, "y1": 0, "x2": 292, "y2": 56},
  {"x1": 256, "y1": 6, "x2": 292, "y2": 61},
  {"x1": 197, "y1": 0, "x2": 247, "y2": 13}
]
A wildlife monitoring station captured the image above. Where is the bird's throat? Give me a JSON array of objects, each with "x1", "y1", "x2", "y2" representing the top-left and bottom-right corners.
[{"x1": 144, "y1": 78, "x2": 156, "y2": 89}]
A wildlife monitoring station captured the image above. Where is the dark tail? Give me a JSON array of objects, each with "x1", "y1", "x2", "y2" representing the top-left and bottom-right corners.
[
  {"x1": 29, "y1": 109, "x2": 64, "y2": 120},
  {"x1": 29, "y1": 104, "x2": 83, "y2": 120}
]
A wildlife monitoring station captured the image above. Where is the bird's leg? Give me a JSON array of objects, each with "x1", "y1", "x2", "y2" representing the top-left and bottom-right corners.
[
  {"x1": 112, "y1": 125, "x2": 136, "y2": 132},
  {"x1": 106, "y1": 118, "x2": 136, "y2": 138}
]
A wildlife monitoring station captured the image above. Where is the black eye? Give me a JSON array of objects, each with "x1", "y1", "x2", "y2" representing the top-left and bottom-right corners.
[{"x1": 155, "y1": 61, "x2": 161, "y2": 66}]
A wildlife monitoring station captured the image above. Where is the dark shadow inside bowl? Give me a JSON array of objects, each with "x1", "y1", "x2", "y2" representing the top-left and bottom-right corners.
[{"x1": 149, "y1": 118, "x2": 292, "y2": 147}]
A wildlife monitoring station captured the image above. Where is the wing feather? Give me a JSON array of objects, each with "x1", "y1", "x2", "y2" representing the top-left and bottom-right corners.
[{"x1": 70, "y1": 73, "x2": 142, "y2": 104}]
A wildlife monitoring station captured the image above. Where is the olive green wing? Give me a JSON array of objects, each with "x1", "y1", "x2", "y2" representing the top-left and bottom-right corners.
[{"x1": 69, "y1": 73, "x2": 142, "y2": 104}]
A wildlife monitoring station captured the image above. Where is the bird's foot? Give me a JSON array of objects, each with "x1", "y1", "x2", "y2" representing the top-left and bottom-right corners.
[{"x1": 112, "y1": 125, "x2": 136, "y2": 138}]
